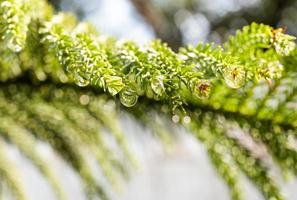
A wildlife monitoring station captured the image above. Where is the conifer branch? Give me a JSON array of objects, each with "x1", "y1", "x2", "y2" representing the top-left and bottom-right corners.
[
  {"x1": 0, "y1": 1, "x2": 297, "y2": 200},
  {"x1": 0, "y1": 116, "x2": 66, "y2": 200},
  {"x1": 2, "y1": 0, "x2": 295, "y2": 109}
]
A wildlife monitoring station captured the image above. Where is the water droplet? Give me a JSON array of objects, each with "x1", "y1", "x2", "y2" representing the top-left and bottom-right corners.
[
  {"x1": 73, "y1": 70, "x2": 90, "y2": 87},
  {"x1": 151, "y1": 75, "x2": 165, "y2": 96},
  {"x1": 106, "y1": 76, "x2": 124, "y2": 96},
  {"x1": 119, "y1": 86, "x2": 138, "y2": 107},
  {"x1": 145, "y1": 86, "x2": 154, "y2": 99},
  {"x1": 222, "y1": 65, "x2": 245, "y2": 89}
]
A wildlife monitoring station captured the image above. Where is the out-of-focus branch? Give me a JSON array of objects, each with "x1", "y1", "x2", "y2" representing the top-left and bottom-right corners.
[
  {"x1": 130, "y1": 0, "x2": 163, "y2": 36},
  {"x1": 210, "y1": 0, "x2": 294, "y2": 41},
  {"x1": 47, "y1": 0, "x2": 61, "y2": 10},
  {"x1": 129, "y1": 0, "x2": 183, "y2": 50}
]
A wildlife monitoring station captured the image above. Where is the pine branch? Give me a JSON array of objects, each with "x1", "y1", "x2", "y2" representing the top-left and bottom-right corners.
[
  {"x1": 0, "y1": 116, "x2": 66, "y2": 200},
  {"x1": 0, "y1": 82, "x2": 134, "y2": 199},
  {"x1": 0, "y1": 1, "x2": 297, "y2": 200},
  {"x1": 0, "y1": 0, "x2": 294, "y2": 110}
]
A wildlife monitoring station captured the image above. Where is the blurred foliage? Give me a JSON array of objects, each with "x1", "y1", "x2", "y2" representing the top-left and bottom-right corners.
[{"x1": 0, "y1": 0, "x2": 297, "y2": 200}]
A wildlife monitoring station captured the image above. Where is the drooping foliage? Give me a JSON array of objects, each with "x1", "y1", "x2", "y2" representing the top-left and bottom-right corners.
[{"x1": 0, "y1": 0, "x2": 296, "y2": 200}]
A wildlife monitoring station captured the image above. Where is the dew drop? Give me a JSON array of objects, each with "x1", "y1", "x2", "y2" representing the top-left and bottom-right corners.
[
  {"x1": 119, "y1": 86, "x2": 139, "y2": 107},
  {"x1": 106, "y1": 76, "x2": 124, "y2": 96},
  {"x1": 222, "y1": 65, "x2": 245, "y2": 89},
  {"x1": 73, "y1": 70, "x2": 90, "y2": 87},
  {"x1": 151, "y1": 75, "x2": 165, "y2": 96},
  {"x1": 146, "y1": 86, "x2": 154, "y2": 99}
]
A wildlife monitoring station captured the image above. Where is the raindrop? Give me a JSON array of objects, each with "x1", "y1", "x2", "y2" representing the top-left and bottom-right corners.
[
  {"x1": 146, "y1": 86, "x2": 154, "y2": 99},
  {"x1": 222, "y1": 65, "x2": 245, "y2": 89},
  {"x1": 73, "y1": 70, "x2": 90, "y2": 87},
  {"x1": 119, "y1": 86, "x2": 139, "y2": 107},
  {"x1": 106, "y1": 76, "x2": 124, "y2": 96},
  {"x1": 151, "y1": 75, "x2": 165, "y2": 96}
]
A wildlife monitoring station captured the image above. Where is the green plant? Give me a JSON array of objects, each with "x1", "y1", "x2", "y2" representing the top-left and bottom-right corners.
[{"x1": 0, "y1": 0, "x2": 296, "y2": 200}]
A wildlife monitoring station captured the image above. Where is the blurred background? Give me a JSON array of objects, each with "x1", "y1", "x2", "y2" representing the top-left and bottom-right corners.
[
  {"x1": 12, "y1": 0, "x2": 297, "y2": 199},
  {"x1": 49, "y1": 0, "x2": 297, "y2": 50}
]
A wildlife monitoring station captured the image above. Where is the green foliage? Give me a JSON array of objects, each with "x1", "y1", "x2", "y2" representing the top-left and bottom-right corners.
[
  {"x1": 0, "y1": 0, "x2": 28, "y2": 51},
  {"x1": 225, "y1": 23, "x2": 296, "y2": 82},
  {"x1": 0, "y1": 0, "x2": 297, "y2": 200}
]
